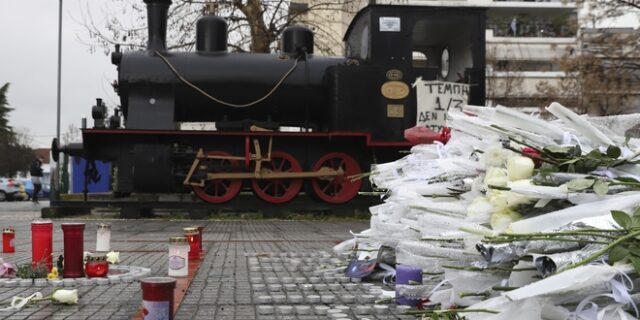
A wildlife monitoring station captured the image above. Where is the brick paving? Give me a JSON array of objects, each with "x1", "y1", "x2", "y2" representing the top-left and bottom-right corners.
[{"x1": 0, "y1": 209, "x2": 417, "y2": 319}]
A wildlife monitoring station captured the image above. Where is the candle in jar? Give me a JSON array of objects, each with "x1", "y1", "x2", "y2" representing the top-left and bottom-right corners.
[
  {"x1": 2, "y1": 228, "x2": 15, "y2": 253},
  {"x1": 31, "y1": 220, "x2": 53, "y2": 271},
  {"x1": 196, "y1": 226, "x2": 203, "y2": 253},
  {"x1": 140, "y1": 277, "x2": 177, "y2": 320},
  {"x1": 62, "y1": 223, "x2": 86, "y2": 278},
  {"x1": 168, "y1": 236, "x2": 189, "y2": 277},
  {"x1": 183, "y1": 227, "x2": 200, "y2": 260},
  {"x1": 96, "y1": 223, "x2": 111, "y2": 252},
  {"x1": 395, "y1": 264, "x2": 423, "y2": 306}
]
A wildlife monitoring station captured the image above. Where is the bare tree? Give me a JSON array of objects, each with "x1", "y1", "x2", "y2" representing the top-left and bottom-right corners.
[
  {"x1": 61, "y1": 124, "x2": 81, "y2": 145},
  {"x1": 536, "y1": 1, "x2": 640, "y2": 115},
  {"x1": 77, "y1": 0, "x2": 355, "y2": 54},
  {"x1": 485, "y1": 46, "x2": 527, "y2": 107},
  {"x1": 0, "y1": 83, "x2": 34, "y2": 177},
  {"x1": 578, "y1": 0, "x2": 640, "y2": 27}
]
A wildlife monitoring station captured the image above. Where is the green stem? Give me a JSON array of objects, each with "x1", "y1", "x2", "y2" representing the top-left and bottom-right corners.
[
  {"x1": 610, "y1": 181, "x2": 640, "y2": 188},
  {"x1": 492, "y1": 285, "x2": 519, "y2": 291},
  {"x1": 503, "y1": 144, "x2": 560, "y2": 165},
  {"x1": 421, "y1": 237, "x2": 465, "y2": 242},
  {"x1": 562, "y1": 229, "x2": 640, "y2": 271},
  {"x1": 494, "y1": 230, "x2": 624, "y2": 237},
  {"x1": 459, "y1": 291, "x2": 490, "y2": 299},
  {"x1": 487, "y1": 185, "x2": 511, "y2": 191},
  {"x1": 483, "y1": 237, "x2": 609, "y2": 245},
  {"x1": 374, "y1": 297, "x2": 396, "y2": 304},
  {"x1": 404, "y1": 308, "x2": 500, "y2": 315}
]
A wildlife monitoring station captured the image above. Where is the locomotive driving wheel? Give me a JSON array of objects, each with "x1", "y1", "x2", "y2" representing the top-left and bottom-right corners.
[
  {"x1": 192, "y1": 151, "x2": 242, "y2": 204},
  {"x1": 311, "y1": 152, "x2": 362, "y2": 204},
  {"x1": 251, "y1": 151, "x2": 303, "y2": 204}
]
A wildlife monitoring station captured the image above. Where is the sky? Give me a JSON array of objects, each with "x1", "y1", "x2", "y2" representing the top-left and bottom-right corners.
[
  {"x1": 0, "y1": 1, "x2": 638, "y2": 148},
  {"x1": 0, "y1": 0, "x2": 117, "y2": 148}
]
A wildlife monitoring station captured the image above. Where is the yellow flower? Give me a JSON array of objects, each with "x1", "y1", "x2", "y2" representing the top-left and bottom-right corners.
[
  {"x1": 490, "y1": 208, "x2": 522, "y2": 232},
  {"x1": 47, "y1": 267, "x2": 59, "y2": 280},
  {"x1": 484, "y1": 167, "x2": 508, "y2": 188}
]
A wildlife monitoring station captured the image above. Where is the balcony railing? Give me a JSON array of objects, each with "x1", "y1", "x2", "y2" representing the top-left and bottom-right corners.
[{"x1": 488, "y1": 18, "x2": 576, "y2": 38}]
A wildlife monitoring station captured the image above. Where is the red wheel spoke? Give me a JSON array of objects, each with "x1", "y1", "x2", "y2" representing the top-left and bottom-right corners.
[
  {"x1": 311, "y1": 152, "x2": 362, "y2": 204},
  {"x1": 252, "y1": 151, "x2": 302, "y2": 204},
  {"x1": 192, "y1": 151, "x2": 242, "y2": 204}
]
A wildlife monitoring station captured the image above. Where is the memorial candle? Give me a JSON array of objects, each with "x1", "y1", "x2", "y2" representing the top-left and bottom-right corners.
[
  {"x1": 141, "y1": 277, "x2": 177, "y2": 320},
  {"x1": 2, "y1": 228, "x2": 15, "y2": 253},
  {"x1": 196, "y1": 226, "x2": 203, "y2": 253},
  {"x1": 96, "y1": 223, "x2": 111, "y2": 252},
  {"x1": 183, "y1": 227, "x2": 200, "y2": 260},
  {"x1": 31, "y1": 220, "x2": 53, "y2": 271},
  {"x1": 395, "y1": 264, "x2": 423, "y2": 306},
  {"x1": 62, "y1": 223, "x2": 86, "y2": 278},
  {"x1": 168, "y1": 237, "x2": 189, "y2": 277}
]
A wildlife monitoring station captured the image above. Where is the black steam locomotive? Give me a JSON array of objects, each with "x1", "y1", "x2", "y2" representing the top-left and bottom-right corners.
[{"x1": 55, "y1": 0, "x2": 486, "y2": 204}]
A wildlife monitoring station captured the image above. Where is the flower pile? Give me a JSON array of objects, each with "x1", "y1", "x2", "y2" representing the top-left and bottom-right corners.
[{"x1": 338, "y1": 103, "x2": 640, "y2": 319}]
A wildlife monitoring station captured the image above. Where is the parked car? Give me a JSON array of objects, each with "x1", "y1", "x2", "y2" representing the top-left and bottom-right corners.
[
  {"x1": 20, "y1": 179, "x2": 50, "y2": 200},
  {"x1": 0, "y1": 178, "x2": 28, "y2": 201}
]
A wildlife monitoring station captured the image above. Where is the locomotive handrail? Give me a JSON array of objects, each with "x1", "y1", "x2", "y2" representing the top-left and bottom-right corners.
[{"x1": 154, "y1": 50, "x2": 301, "y2": 108}]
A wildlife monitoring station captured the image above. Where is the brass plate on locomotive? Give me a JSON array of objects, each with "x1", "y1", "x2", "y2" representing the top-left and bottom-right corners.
[
  {"x1": 387, "y1": 104, "x2": 404, "y2": 118},
  {"x1": 381, "y1": 81, "x2": 410, "y2": 100},
  {"x1": 386, "y1": 69, "x2": 403, "y2": 80}
]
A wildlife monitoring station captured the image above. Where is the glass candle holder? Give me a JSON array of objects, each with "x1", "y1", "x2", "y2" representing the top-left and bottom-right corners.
[
  {"x1": 395, "y1": 264, "x2": 423, "y2": 306},
  {"x1": 183, "y1": 227, "x2": 200, "y2": 260},
  {"x1": 141, "y1": 277, "x2": 177, "y2": 320},
  {"x1": 168, "y1": 237, "x2": 189, "y2": 277},
  {"x1": 62, "y1": 223, "x2": 86, "y2": 278},
  {"x1": 196, "y1": 226, "x2": 203, "y2": 253},
  {"x1": 85, "y1": 259, "x2": 109, "y2": 278},
  {"x1": 31, "y1": 220, "x2": 53, "y2": 271},
  {"x1": 3, "y1": 228, "x2": 15, "y2": 253},
  {"x1": 96, "y1": 223, "x2": 111, "y2": 252}
]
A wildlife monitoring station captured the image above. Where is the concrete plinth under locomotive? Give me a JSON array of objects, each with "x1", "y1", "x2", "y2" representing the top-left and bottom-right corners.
[{"x1": 56, "y1": 1, "x2": 486, "y2": 205}]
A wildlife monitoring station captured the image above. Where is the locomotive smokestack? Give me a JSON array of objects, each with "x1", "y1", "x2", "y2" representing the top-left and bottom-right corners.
[{"x1": 143, "y1": 0, "x2": 171, "y2": 51}]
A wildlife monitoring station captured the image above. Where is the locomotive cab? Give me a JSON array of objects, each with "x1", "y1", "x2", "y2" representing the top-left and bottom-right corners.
[{"x1": 332, "y1": 5, "x2": 486, "y2": 141}]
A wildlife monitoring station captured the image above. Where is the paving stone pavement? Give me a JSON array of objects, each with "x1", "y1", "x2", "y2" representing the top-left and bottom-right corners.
[{"x1": 0, "y1": 211, "x2": 416, "y2": 319}]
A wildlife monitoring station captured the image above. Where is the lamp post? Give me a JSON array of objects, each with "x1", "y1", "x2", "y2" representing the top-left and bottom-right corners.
[{"x1": 54, "y1": 0, "x2": 63, "y2": 200}]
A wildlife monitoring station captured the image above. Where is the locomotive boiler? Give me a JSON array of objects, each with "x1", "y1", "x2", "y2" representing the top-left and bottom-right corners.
[{"x1": 54, "y1": 0, "x2": 486, "y2": 205}]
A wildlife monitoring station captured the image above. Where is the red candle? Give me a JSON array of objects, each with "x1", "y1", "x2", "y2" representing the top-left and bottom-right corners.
[
  {"x1": 31, "y1": 220, "x2": 53, "y2": 271},
  {"x1": 183, "y1": 227, "x2": 200, "y2": 260},
  {"x1": 3, "y1": 228, "x2": 15, "y2": 253},
  {"x1": 62, "y1": 223, "x2": 85, "y2": 278},
  {"x1": 196, "y1": 226, "x2": 203, "y2": 253},
  {"x1": 141, "y1": 277, "x2": 177, "y2": 320}
]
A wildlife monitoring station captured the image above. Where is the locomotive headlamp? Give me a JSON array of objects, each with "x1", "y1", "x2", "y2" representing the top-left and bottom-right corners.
[{"x1": 440, "y1": 47, "x2": 450, "y2": 79}]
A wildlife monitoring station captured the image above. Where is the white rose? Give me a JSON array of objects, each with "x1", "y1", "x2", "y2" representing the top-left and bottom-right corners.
[
  {"x1": 466, "y1": 197, "x2": 494, "y2": 222},
  {"x1": 106, "y1": 251, "x2": 120, "y2": 264},
  {"x1": 481, "y1": 144, "x2": 506, "y2": 167},
  {"x1": 490, "y1": 208, "x2": 522, "y2": 232},
  {"x1": 507, "y1": 156, "x2": 534, "y2": 181},
  {"x1": 484, "y1": 167, "x2": 508, "y2": 188},
  {"x1": 51, "y1": 289, "x2": 78, "y2": 304}
]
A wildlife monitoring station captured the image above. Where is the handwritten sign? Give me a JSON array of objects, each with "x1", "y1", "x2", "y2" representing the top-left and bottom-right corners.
[{"x1": 412, "y1": 79, "x2": 469, "y2": 131}]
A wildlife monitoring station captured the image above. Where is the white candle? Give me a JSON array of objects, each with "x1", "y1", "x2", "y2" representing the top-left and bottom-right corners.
[
  {"x1": 96, "y1": 224, "x2": 111, "y2": 252},
  {"x1": 168, "y1": 237, "x2": 189, "y2": 277}
]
